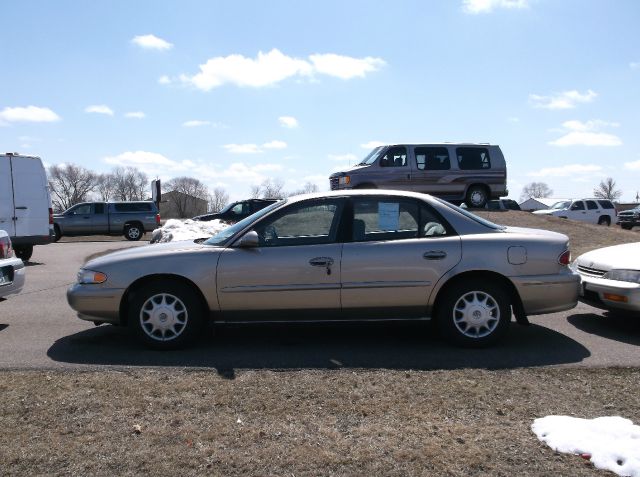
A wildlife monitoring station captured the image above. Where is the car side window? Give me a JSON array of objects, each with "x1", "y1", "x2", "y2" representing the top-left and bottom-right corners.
[
  {"x1": 72, "y1": 204, "x2": 91, "y2": 215},
  {"x1": 456, "y1": 147, "x2": 491, "y2": 170},
  {"x1": 586, "y1": 200, "x2": 598, "y2": 210},
  {"x1": 597, "y1": 200, "x2": 614, "y2": 209},
  {"x1": 415, "y1": 147, "x2": 450, "y2": 171},
  {"x1": 419, "y1": 204, "x2": 451, "y2": 237},
  {"x1": 231, "y1": 203, "x2": 248, "y2": 215},
  {"x1": 352, "y1": 198, "x2": 422, "y2": 242},
  {"x1": 571, "y1": 201, "x2": 585, "y2": 211},
  {"x1": 254, "y1": 200, "x2": 343, "y2": 247},
  {"x1": 379, "y1": 147, "x2": 407, "y2": 168}
]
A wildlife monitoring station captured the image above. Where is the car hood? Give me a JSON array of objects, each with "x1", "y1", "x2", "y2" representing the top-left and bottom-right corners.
[
  {"x1": 84, "y1": 240, "x2": 214, "y2": 270},
  {"x1": 576, "y1": 242, "x2": 640, "y2": 271},
  {"x1": 329, "y1": 164, "x2": 371, "y2": 177}
]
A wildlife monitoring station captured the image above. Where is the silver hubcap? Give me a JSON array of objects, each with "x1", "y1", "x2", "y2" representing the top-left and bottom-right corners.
[
  {"x1": 470, "y1": 190, "x2": 485, "y2": 206},
  {"x1": 129, "y1": 228, "x2": 140, "y2": 239},
  {"x1": 140, "y1": 293, "x2": 188, "y2": 341},
  {"x1": 453, "y1": 291, "x2": 500, "y2": 338}
]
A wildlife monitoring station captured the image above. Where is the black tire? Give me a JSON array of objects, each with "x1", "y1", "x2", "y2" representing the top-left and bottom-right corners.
[
  {"x1": 14, "y1": 245, "x2": 33, "y2": 262},
  {"x1": 53, "y1": 225, "x2": 62, "y2": 242},
  {"x1": 621, "y1": 224, "x2": 632, "y2": 230},
  {"x1": 436, "y1": 278, "x2": 511, "y2": 347},
  {"x1": 464, "y1": 185, "x2": 489, "y2": 208},
  {"x1": 128, "y1": 280, "x2": 204, "y2": 350},
  {"x1": 598, "y1": 216, "x2": 611, "y2": 226},
  {"x1": 124, "y1": 223, "x2": 143, "y2": 241}
]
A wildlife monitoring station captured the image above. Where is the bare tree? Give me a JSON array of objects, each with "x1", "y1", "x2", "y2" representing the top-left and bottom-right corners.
[
  {"x1": 520, "y1": 182, "x2": 553, "y2": 202},
  {"x1": 95, "y1": 173, "x2": 116, "y2": 201},
  {"x1": 288, "y1": 181, "x2": 320, "y2": 196},
  {"x1": 165, "y1": 176, "x2": 209, "y2": 217},
  {"x1": 593, "y1": 177, "x2": 622, "y2": 201},
  {"x1": 48, "y1": 163, "x2": 98, "y2": 211},
  {"x1": 254, "y1": 178, "x2": 285, "y2": 199},
  {"x1": 249, "y1": 184, "x2": 262, "y2": 199},
  {"x1": 112, "y1": 167, "x2": 149, "y2": 201},
  {"x1": 208, "y1": 187, "x2": 229, "y2": 212}
]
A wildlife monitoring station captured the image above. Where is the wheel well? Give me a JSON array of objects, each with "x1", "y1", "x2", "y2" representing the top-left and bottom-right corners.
[
  {"x1": 124, "y1": 220, "x2": 144, "y2": 233},
  {"x1": 432, "y1": 271, "x2": 526, "y2": 324},
  {"x1": 119, "y1": 274, "x2": 210, "y2": 326}
]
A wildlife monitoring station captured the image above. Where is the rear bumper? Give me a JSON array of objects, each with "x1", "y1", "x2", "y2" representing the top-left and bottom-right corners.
[
  {"x1": 66, "y1": 283, "x2": 125, "y2": 324},
  {"x1": 511, "y1": 271, "x2": 580, "y2": 315},
  {"x1": 0, "y1": 259, "x2": 25, "y2": 298},
  {"x1": 11, "y1": 233, "x2": 53, "y2": 246}
]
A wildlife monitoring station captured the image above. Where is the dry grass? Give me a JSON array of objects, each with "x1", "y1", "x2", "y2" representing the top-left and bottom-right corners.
[{"x1": 2, "y1": 368, "x2": 638, "y2": 476}]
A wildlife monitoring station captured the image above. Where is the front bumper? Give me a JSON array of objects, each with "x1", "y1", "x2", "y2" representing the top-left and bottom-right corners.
[
  {"x1": 578, "y1": 275, "x2": 640, "y2": 313},
  {"x1": 0, "y1": 259, "x2": 25, "y2": 299},
  {"x1": 510, "y1": 270, "x2": 580, "y2": 315},
  {"x1": 66, "y1": 283, "x2": 125, "y2": 324}
]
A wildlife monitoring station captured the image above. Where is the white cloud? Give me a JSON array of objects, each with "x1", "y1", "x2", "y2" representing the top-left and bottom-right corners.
[
  {"x1": 549, "y1": 119, "x2": 622, "y2": 147},
  {"x1": 462, "y1": 0, "x2": 529, "y2": 14},
  {"x1": 85, "y1": 105, "x2": 114, "y2": 116},
  {"x1": 104, "y1": 150, "x2": 181, "y2": 169},
  {"x1": 124, "y1": 111, "x2": 145, "y2": 119},
  {"x1": 361, "y1": 141, "x2": 386, "y2": 149},
  {"x1": 178, "y1": 48, "x2": 385, "y2": 91},
  {"x1": 279, "y1": 116, "x2": 299, "y2": 128},
  {"x1": 508, "y1": 117, "x2": 520, "y2": 123},
  {"x1": 528, "y1": 164, "x2": 603, "y2": 178},
  {"x1": 328, "y1": 153, "x2": 358, "y2": 162},
  {"x1": 630, "y1": 62, "x2": 640, "y2": 70},
  {"x1": 131, "y1": 34, "x2": 173, "y2": 51},
  {"x1": 0, "y1": 106, "x2": 61, "y2": 123},
  {"x1": 529, "y1": 90, "x2": 597, "y2": 110},
  {"x1": 183, "y1": 120, "x2": 211, "y2": 127},
  {"x1": 223, "y1": 143, "x2": 262, "y2": 154},
  {"x1": 624, "y1": 160, "x2": 640, "y2": 171},
  {"x1": 158, "y1": 75, "x2": 171, "y2": 85},
  {"x1": 262, "y1": 140, "x2": 287, "y2": 150},
  {"x1": 309, "y1": 53, "x2": 386, "y2": 80}
]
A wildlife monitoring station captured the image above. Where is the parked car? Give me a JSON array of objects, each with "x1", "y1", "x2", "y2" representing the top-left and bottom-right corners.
[
  {"x1": 616, "y1": 206, "x2": 640, "y2": 230},
  {"x1": 0, "y1": 153, "x2": 54, "y2": 261},
  {"x1": 193, "y1": 199, "x2": 279, "y2": 223},
  {"x1": 329, "y1": 143, "x2": 508, "y2": 208},
  {"x1": 54, "y1": 201, "x2": 160, "y2": 241},
  {"x1": 67, "y1": 190, "x2": 578, "y2": 350},
  {"x1": 532, "y1": 199, "x2": 615, "y2": 225},
  {"x1": 572, "y1": 242, "x2": 640, "y2": 313},
  {"x1": 0, "y1": 230, "x2": 25, "y2": 300}
]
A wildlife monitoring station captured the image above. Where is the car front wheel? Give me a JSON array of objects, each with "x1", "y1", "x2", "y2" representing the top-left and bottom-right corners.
[
  {"x1": 128, "y1": 280, "x2": 204, "y2": 349},
  {"x1": 437, "y1": 279, "x2": 511, "y2": 347}
]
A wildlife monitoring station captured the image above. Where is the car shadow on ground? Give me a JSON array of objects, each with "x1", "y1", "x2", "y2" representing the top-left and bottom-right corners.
[
  {"x1": 567, "y1": 312, "x2": 640, "y2": 346},
  {"x1": 23, "y1": 261, "x2": 43, "y2": 267},
  {"x1": 48, "y1": 320, "x2": 590, "y2": 375},
  {"x1": 0, "y1": 324, "x2": 8, "y2": 332}
]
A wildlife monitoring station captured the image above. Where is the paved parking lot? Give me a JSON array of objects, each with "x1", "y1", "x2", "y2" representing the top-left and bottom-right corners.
[{"x1": 0, "y1": 240, "x2": 638, "y2": 371}]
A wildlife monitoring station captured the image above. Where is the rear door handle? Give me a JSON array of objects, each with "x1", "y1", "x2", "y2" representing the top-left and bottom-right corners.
[
  {"x1": 423, "y1": 251, "x2": 447, "y2": 260},
  {"x1": 15, "y1": 206, "x2": 27, "y2": 210},
  {"x1": 309, "y1": 257, "x2": 334, "y2": 267}
]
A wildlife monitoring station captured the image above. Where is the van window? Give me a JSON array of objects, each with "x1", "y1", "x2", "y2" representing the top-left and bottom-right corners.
[
  {"x1": 113, "y1": 202, "x2": 152, "y2": 212},
  {"x1": 379, "y1": 147, "x2": 407, "y2": 168},
  {"x1": 415, "y1": 147, "x2": 450, "y2": 171},
  {"x1": 456, "y1": 147, "x2": 491, "y2": 170},
  {"x1": 586, "y1": 200, "x2": 598, "y2": 210}
]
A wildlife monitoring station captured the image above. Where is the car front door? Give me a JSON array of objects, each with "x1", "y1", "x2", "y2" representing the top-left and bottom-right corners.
[
  {"x1": 63, "y1": 203, "x2": 93, "y2": 234},
  {"x1": 216, "y1": 198, "x2": 345, "y2": 320},
  {"x1": 341, "y1": 197, "x2": 462, "y2": 318},
  {"x1": 567, "y1": 201, "x2": 587, "y2": 221}
]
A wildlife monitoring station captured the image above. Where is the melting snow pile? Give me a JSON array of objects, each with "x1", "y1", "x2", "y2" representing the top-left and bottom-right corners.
[
  {"x1": 151, "y1": 219, "x2": 229, "y2": 243},
  {"x1": 532, "y1": 415, "x2": 640, "y2": 477}
]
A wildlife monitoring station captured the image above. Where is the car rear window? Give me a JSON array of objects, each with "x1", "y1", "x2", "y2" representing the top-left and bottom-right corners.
[
  {"x1": 113, "y1": 202, "x2": 153, "y2": 212},
  {"x1": 456, "y1": 147, "x2": 491, "y2": 170}
]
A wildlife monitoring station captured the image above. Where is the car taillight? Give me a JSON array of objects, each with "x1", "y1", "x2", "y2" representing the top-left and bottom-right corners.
[
  {"x1": 558, "y1": 249, "x2": 571, "y2": 266},
  {"x1": 0, "y1": 238, "x2": 12, "y2": 259},
  {"x1": 155, "y1": 213, "x2": 161, "y2": 225},
  {"x1": 49, "y1": 207, "x2": 54, "y2": 225}
]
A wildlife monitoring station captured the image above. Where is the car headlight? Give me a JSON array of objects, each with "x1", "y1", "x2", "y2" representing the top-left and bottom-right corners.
[
  {"x1": 338, "y1": 176, "x2": 351, "y2": 185},
  {"x1": 77, "y1": 269, "x2": 108, "y2": 284},
  {"x1": 602, "y1": 269, "x2": 640, "y2": 284}
]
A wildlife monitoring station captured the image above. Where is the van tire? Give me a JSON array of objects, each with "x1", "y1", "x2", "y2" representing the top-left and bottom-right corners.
[
  {"x1": 465, "y1": 186, "x2": 488, "y2": 208},
  {"x1": 53, "y1": 225, "x2": 62, "y2": 242},
  {"x1": 124, "y1": 223, "x2": 143, "y2": 241},
  {"x1": 598, "y1": 216, "x2": 611, "y2": 226},
  {"x1": 14, "y1": 245, "x2": 33, "y2": 262}
]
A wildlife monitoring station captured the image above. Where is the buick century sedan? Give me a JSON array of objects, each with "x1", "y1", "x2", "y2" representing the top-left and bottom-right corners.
[{"x1": 67, "y1": 190, "x2": 579, "y2": 349}]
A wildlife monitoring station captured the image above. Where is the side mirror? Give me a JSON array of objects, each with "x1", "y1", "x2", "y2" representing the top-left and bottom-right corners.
[{"x1": 235, "y1": 230, "x2": 260, "y2": 248}]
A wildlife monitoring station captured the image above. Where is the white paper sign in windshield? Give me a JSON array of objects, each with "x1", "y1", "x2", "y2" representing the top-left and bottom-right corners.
[{"x1": 378, "y1": 202, "x2": 399, "y2": 230}]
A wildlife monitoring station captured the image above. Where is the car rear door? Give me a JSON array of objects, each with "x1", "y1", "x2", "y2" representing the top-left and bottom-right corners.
[
  {"x1": 341, "y1": 196, "x2": 462, "y2": 318},
  {"x1": 9, "y1": 156, "x2": 50, "y2": 238},
  {"x1": 92, "y1": 203, "x2": 109, "y2": 233},
  {"x1": 216, "y1": 198, "x2": 345, "y2": 320}
]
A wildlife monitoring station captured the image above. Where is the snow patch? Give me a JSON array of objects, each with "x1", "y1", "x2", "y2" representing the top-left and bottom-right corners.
[
  {"x1": 532, "y1": 415, "x2": 640, "y2": 477},
  {"x1": 151, "y1": 219, "x2": 228, "y2": 243}
]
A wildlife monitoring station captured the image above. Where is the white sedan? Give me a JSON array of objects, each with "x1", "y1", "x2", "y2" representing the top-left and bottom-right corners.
[
  {"x1": 0, "y1": 230, "x2": 25, "y2": 300},
  {"x1": 572, "y1": 242, "x2": 640, "y2": 313}
]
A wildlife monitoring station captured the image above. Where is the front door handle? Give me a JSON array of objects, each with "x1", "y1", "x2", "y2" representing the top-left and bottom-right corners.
[
  {"x1": 15, "y1": 206, "x2": 28, "y2": 210},
  {"x1": 423, "y1": 251, "x2": 447, "y2": 260},
  {"x1": 309, "y1": 257, "x2": 334, "y2": 267}
]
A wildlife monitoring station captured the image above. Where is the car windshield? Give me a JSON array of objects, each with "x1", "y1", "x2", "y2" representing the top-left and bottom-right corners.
[
  {"x1": 217, "y1": 202, "x2": 237, "y2": 214},
  {"x1": 434, "y1": 197, "x2": 505, "y2": 230},
  {"x1": 203, "y1": 200, "x2": 285, "y2": 246},
  {"x1": 550, "y1": 201, "x2": 571, "y2": 210},
  {"x1": 357, "y1": 146, "x2": 385, "y2": 165}
]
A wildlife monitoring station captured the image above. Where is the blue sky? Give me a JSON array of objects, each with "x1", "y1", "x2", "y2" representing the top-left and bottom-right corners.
[{"x1": 1, "y1": 0, "x2": 639, "y2": 202}]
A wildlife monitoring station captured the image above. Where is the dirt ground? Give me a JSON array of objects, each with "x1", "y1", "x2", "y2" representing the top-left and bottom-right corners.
[{"x1": 2, "y1": 368, "x2": 638, "y2": 476}]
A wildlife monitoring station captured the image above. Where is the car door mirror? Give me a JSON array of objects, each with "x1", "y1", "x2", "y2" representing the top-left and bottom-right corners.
[{"x1": 235, "y1": 230, "x2": 260, "y2": 248}]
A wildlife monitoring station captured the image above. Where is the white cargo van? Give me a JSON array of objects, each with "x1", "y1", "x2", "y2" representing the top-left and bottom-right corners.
[{"x1": 0, "y1": 153, "x2": 54, "y2": 260}]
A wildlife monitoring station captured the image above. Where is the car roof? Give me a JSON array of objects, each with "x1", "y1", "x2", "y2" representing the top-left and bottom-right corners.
[{"x1": 285, "y1": 189, "x2": 441, "y2": 203}]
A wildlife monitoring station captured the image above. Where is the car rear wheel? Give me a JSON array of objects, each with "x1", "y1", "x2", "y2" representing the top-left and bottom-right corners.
[
  {"x1": 620, "y1": 224, "x2": 632, "y2": 230},
  {"x1": 129, "y1": 280, "x2": 204, "y2": 349},
  {"x1": 464, "y1": 186, "x2": 488, "y2": 208},
  {"x1": 437, "y1": 279, "x2": 511, "y2": 347},
  {"x1": 124, "y1": 224, "x2": 143, "y2": 241},
  {"x1": 598, "y1": 216, "x2": 611, "y2": 226},
  {"x1": 14, "y1": 245, "x2": 33, "y2": 262},
  {"x1": 53, "y1": 225, "x2": 62, "y2": 242}
]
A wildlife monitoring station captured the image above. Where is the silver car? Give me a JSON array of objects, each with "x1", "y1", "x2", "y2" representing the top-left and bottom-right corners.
[
  {"x1": 0, "y1": 230, "x2": 25, "y2": 300},
  {"x1": 67, "y1": 190, "x2": 579, "y2": 349}
]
